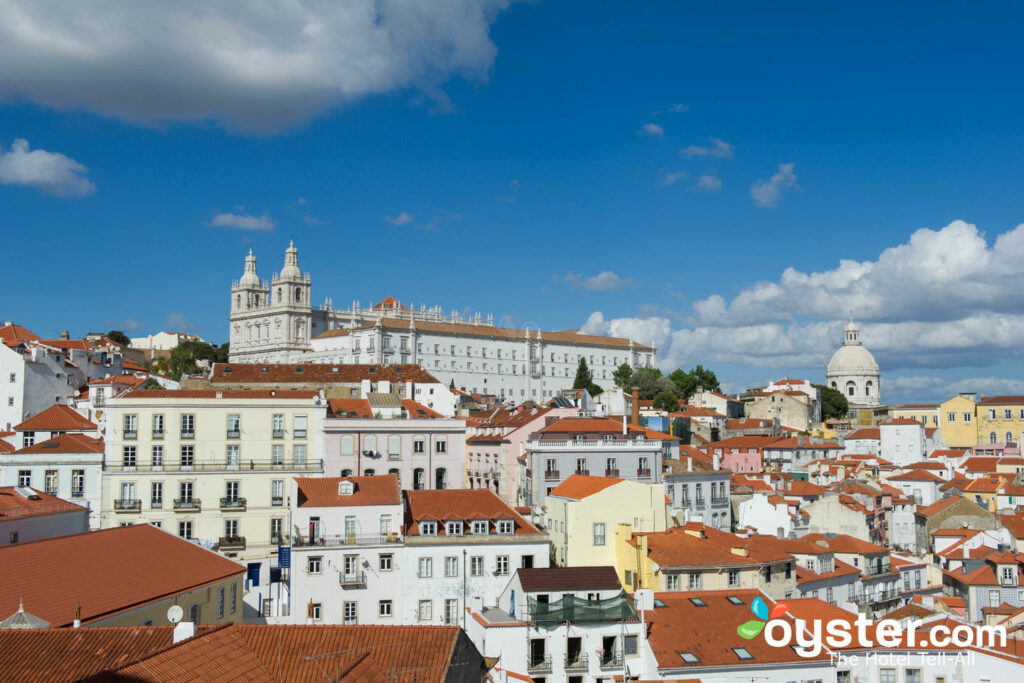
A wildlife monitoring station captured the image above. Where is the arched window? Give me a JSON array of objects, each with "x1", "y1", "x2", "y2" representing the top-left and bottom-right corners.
[
  {"x1": 235, "y1": 295, "x2": 241, "y2": 308},
  {"x1": 341, "y1": 468, "x2": 353, "y2": 477},
  {"x1": 846, "y1": 381, "x2": 856, "y2": 397},
  {"x1": 413, "y1": 468, "x2": 425, "y2": 490},
  {"x1": 865, "y1": 381, "x2": 873, "y2": 396},
  {"x1": 435, "y1": 468, "x2": 447, "y2": 490},
  {"x1": 1006, "y1": 431, "x2": 1013, "y2": 444},
  {"x1": 364, "y1": 468, "x2": 375, "y2": 476},
  {"x1": 990, "y1": 431, "x2": 998, "y2": 444},
  {"x1": 831, "y1": 381, "x2": 837, "y2": 389}
]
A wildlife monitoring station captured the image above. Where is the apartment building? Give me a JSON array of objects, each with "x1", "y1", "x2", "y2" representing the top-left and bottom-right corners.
[
  {"x1": 977, "y1": 395, "x2": 1024, "y2": 447},
  {"x1": 663, "y1": 446, "x2": 731, "y2": 529},
  {"x1": 802, "y1": 533, "x2": 902, "y2": 617},
  {"x1": 100, "y1": 389, "x2": 326, "y2": 561}
]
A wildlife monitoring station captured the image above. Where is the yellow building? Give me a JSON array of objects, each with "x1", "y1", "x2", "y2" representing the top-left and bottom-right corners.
[
  {"x1": 545, "y1": 474, "x2": 668, "y2": 567},
  {"x1": 976, "y1": 395, "x2": 1024, "y2": 447},
  {"x1": 890, "y1": 404, "x2": 939, "y2": 428},
  {"x1": 612, "y1": 521, "x2": 794, "y2": 600},
  {"x1": 938, "y1": 393, "x2": 979, "y2": 448}
]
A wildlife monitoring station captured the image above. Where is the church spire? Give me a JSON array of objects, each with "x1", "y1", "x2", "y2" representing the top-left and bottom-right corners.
[
  {"x1": 238, "y1": 248, "x2": 261, "y2": 287},
  {"x1": 280, "y1": 240, "x2": 302, "y2": 279}
]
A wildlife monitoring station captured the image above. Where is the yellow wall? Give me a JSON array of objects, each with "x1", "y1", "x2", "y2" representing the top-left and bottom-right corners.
[
  {"x1": 90, "y1": 574, "x2": 244, "y2": 627},
  {"x1": 891, "y1": 408, "x2": 939, "y2": 427},
  {"x1": 976, "y1": 401, "x2": 1024, "y2": 447},
  {"x1": 938, "y1": 395, "x2": 978, "y2": 448}
]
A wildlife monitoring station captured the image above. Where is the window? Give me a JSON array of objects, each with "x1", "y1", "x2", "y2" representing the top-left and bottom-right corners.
[
  {"x1": 178, "y1": 521, "x2": 193, "y2": 539},
  {"x1": 180, "y1": 445, "x2": 194, "y2": 469},
  {"x1": 123, "y1": 414, "x2": 137, "y2": 438},
  {"x1": 470, "y1": 556, "x2": 484, "y2": 576},
  {"x1": 418, "y1": 600, "x2": 432, "y2": 621},
  {"x1": 71, "y1": 470, "x2": 85, "y2": 498},
  {"x1": 420, "y1": 521, "x2": 437, "y2": 536},
  {"x1": 879, "y1": 669, "x2": 895, "y2": 683},
  {"x1": 151, "y1": 445, "x2": 164, "y2": 468},
  {"x1": 271, "y1": 479, "x2": 284, "y2": 506},
  {"x1": 497, "y1": 519, "x2": 514, "y2": 534},
  {"x1": 272, "y1": 414, "x2": 284, "y2": 438},
  {"x1": 496, "y1": 555, "x2": 509, "y2": 575},
  {"x1": 343, "y1": 602, "x2": 357, "y2": 625},
  {"x1": 226, "y1": 444, "x2": 240, "y2": 469},
  {"x1": 294, "y1": 415, "x2": 308, "y2": 439},
  {"x1": 387, "y1": 435, "x2": 400, "y2": 459},
  {"x1": 444, "y1": 520, "x2": 463, "y2": 536},
  {"x1": 963, "y1": 412, "x2": 972, "y2": 423},
  {"x1": 293, "y1": 444, "x2": 307, "y2": 467},
  {"x1": 444, "y1": 599, "x2": 458, "y2": 625},
  {"x1": 413, "y1": 437, "x2": 425, "y2": 454},
  {"x1": 307, "y1": 556, "x2": 323, "y2": 575},
  {"x1": 17, "y1": 470, "x2": 30, "y2": 487},
  {"x1": 271, "y1": 518, "x2": 283, "y2": 543},
  {"x1": 272, "y1": 444, "x2": 284, "y2": 467},
  {"x1": 43, "y1": 470, "x2": 58, "y2": 494},
  {"x1": 445, "y1": 556, "x2": 459, "y2": 577},
  {"x1": 230, "y1": 583, "x2": 237, "y2": 614},
  {"x1": 593, "y1": 522, "x2": 606, "y2": 546},
  {"x1": 151, "y1": 481, "x2": 164, "y2": 508},
  {"x1": 688, "y1": 573, "x2": 702, "y2": 590},
  {"x1": 666, "y1": 573, "x2": 680, "y2": 590},
  {"x1": 122, "y1": 445, "x2": 137, "y2": 469},
  {"x1": 418, "y1": 557, "x2": 433, "y2": 578},
  {"x1": 377, "y1": 599, "x2": 393, "y2": 617},
  {"x1": 733, "y1": 647, "x2": 753, "y2": 660},
  {"x1": 905, "y1": 670, "x2": 921, "y2": 683},
  {"x1": 679, "y1": 652, "x2": 699, "y2": 664},
  {"x1": 435, "y1": 437, "x2": 447, "y2": 453},
  {"x1": 226, "y1": 414, "x2": 240, "y2": 438},
  {"x1": 217, "y1": 588, "x2": 225, "y2": 620},
  {"x1": 379, "y1": 554, "x2": 393, "y2": 571},
  {"x1": 728, "y1": 569, "x2": 740, "y2": 587},
  {"x1": 180, "y1": 414, "x2": 195, "y2": 438},
  {"x1": 471, "y1": 520, "x2": 488, "y2": 535}
]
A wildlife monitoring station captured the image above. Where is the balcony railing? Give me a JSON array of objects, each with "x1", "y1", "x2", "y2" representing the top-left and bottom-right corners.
[
  {"x1": 574, "y1": 468, "x2": 590, "y2": 476},
  {"x1": 526, "y1": 655, "x2": 552, "y2": 673},
  {"x1": 226, "y1": 430, "x2": 240, "y2": 439},
  {"x1": 173, "y1": 498, "x2": 201, "y2": 512},
  {"x1": 565, "y1": 653, "x2": 588, "y2": 671},
  {"x1": 711, "y1": 495, "x2": 729, "y2": 504},
  {"x1": 272, "y1": 495, "x2": 284, "y2": 506},
  {"x1": 181, "y1": 430, "x2": 195, "y2": 439},
  {"x1": 123, "y1": 430, "x2": 137, "y2": 440},
  {"x1": 339, "y1": 571, "x2": 367, "y2": 587},
  {"x1": 220, "y1": 497, "x2": 247, "y2": 511},
  {"x1": 599, "y1": 651, "x2": 623, "y2": 669},
  {"x1": 217, "y1": 535, "x2": 246, "y2": 551},
  {"x1": 637, "y1": 468, "x2": 651, "y2": 478},
  {"x1": 152, "y1": 430, "x2": 164, "y2": 440},
  {"x1": 300, "y1": 533, "x2": 403, "y2": 547},
  {"x1": 529, "y1": 439, "x2": 662, "y2": 449},
  {"x1": 272, "y1": 429, "x2": 284, "y2": 439},
  {"x1": 114, "y1": 499, "x2": 141, "y2": 512},
  {"x1": 864, "y1": 562, "x2": 893, "y2": 576},
  {"x1": 544, "y1": 469, "x2": 560, "y2": 480},
  {"x1": 852, "y1": 588, "x2": 901, "y2": 605},
  {"x1": 105, "y1": 459, "x2": 323, "y2": 473},
  {"x1": 605, "y1": 469, "x2": 620, "y2": 477},
  {"x1": 71, "y1": 490, "x2": 85, "y2": 499}
]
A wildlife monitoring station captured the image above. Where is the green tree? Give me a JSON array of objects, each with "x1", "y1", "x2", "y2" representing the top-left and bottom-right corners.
[
  {"x1": 572, "y1": 357, "x2": 602, "y2": 397},
  {"x1": 612, "y1": 363, "x2": 634, "y2": 389},
  {"x1": 215, "y1": 342, "x2": 230, "y2": 363},
  {"x1": 652, "y1": 390, "x2": 681, "y2": 413},
  {"x1": 813, "y1": 384, "x2": 849, "y2": 421},
  {"x1": 626, "y1": 368, "x2": 678, "y2": 399},
  {"x1": 167, "y1": 340, "x2": 222, "y2": 380},
  {"x1": 141, "y1": 377, "x2": 162, "y2": 390},
  {"x1": 106, "y1": 330, "x2": 130, "y2": 346},
  {"x1": 690, "y1": 365, "x2": 720, "y2": 393},
  {"x1": 667, "y1": 365, "x2": 721, "y2": 402}
]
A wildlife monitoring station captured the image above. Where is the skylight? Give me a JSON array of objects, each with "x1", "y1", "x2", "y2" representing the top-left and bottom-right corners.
[
  {"x1": 688, "y1": 597, "x2": 706, "y2": 606},
  {"x1": 733, "y1": 648, "x2": 754, "y2": 660},
  {"x1": 679, "y1": 652, "x2": 699, "y2": 663},
  {"x1": 727, "y1": 596, "x2": 744, "y2": 605}
]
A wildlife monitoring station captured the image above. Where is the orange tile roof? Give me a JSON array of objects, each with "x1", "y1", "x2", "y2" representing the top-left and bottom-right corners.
[
  {"x1": 633, "y1": 525, "x2": 792, "y2": 568},
  {"x1": 0, "y1": 525, "x2": 244, "y2": 627},
  {"x1": 548, "y1": 474, "x2": 625, "y2": 500},
  {"x1": 1000, "y1": 511, "x2": 1024, "y2": 538},
  {"x1": 517, "y1": 566, "x2": 622, "y2": 592},
  {"x1": 978, "y1": 395, "x2": 1024, "y2": 405},
  {"x1": 796, "y1": 558, "x2": 862, "y2": 583},
  {"x1": 211, "y1": 362, "x2": 442, "y2": 385},
  {"x1": 0, "y1": 322, "x2": 40, "y2": 343},
  {"x1": 882, "y1": 418, "x2": 925, "y2": 426},
  {"x1": 118, "y1": 389, "x2": 318, "y2": 400},
  {"x1": 401, "y1": 399, "x2": 444, "y2": 418},
  {"x1": 13, "y1": 405, "x2": 97, "y2": 432},
  {"x1": 801, "y1": 533, "x2": 888, "y2": 556},
  {"x1": 404, "y1": 489, "x2": 541, "y2": 536},
  {"x1": 0, "y1": 487, "x2": 88, "y2": 520},
  {"x1": 929, "y1": 448, "x2": 968, "y2": 459},
  {"x1": 915, "y1": 495, "x2": 966, "y2": 517},
  {"x1": 327, "y1": 398, "x2": 373, "y2": 417},
  {"x1": 295, "y1": 476, "x2": 401, "y2": 508},
  {"x1": 888, "y1": 470, "x2": 944, "y2": 483},
  {"x1": 538, "y1": 417, "x2": 637, "y2": 434},
  {"x1": 846, "y1": 428, "x2": 880, "y2": 440},
  {"x1": 630, "y1": 424, "x2": 680, "y2": 440},
  {"x1": 15, "y1": 432, "x2": 104, "y2": 455},
  {"x1": 113, "y1": 624, "x2": 275, "y2": 682}
]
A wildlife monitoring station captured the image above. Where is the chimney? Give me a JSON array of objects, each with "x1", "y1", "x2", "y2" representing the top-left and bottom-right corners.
[
  {"x1": 730, "y1": 546, "x2": 749, "y2": 557},
  {"x1": 713, "y1": 453, "x2": 721, "y2": 471},
  {"x1": 687, "y1": 455, "x2": 693, "y2": 472},
  {"x1": 306, "y1": 599, "x2": 315, "y2": 625},
  {"x1": 173, "y1": 621, "x2": 196, "y2": 643},
  {"x1": 60, "y1": 330, "x2": 69, "y2": 340},
  {"x1": 73, "y1": 603, "x2": 81, "y2": 628},
  {"x1": 631, "y1": 387, "x2": 640, "y2": 426}
]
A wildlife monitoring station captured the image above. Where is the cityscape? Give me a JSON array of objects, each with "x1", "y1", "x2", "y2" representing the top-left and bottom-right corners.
[{"x1": 2, "y1": 2, "x2": 1024, "y2": 682}]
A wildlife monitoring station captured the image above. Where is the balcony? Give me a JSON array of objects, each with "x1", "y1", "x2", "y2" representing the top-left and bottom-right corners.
[
  {"x1": 544, "y1": 469, "x2": 560, "y2": 481},
  {"x1": 637, "y1": 468, "x2": 652, "y2": 478},
  {"x1": 173, "y1": 498, "x2": 201, "y2": 512},
  {"x1": 123, "y1": 430, "x2": 137, "y2": 440},
  {"x1": 71, "y1": 490, "x2": 85, "y2": 499},
  {"x1": 564, "y1": 653, "x2": 589, "y2": 671},
  {"x1": 105, "y1": 459, "x2": 324, "y2": 473},
  {"x1": 301, "y1": 533, "x2": 403, "y2": 548},
  {"x1": 181, "y1": 430, "x2": 195, "y2": 439},
  {"x1": 152, "y1": 430, "x2": 164, "y2": 440},
  {"x1": 711, "y1": 495, "x2": 729, "y2": 505},
  {"x1": 272, "y1": 429, "x2": 284, "y2": 439},
  {"x1": 599, "y1": 651, "x2": 623, "y2": 669},
  {"x1": 852, "y1": 588, "x2": 901, "y2": 606},
  {"x1": 114, "y1": 499, "x2": 141, "y2": 512},
  {"x1": 217, "y1": 535, "x2": 246, "y2": 551},
  {"x1": 339, "y1": 571, "x2": 367, "y2": 587},
  {"x1": 220, "y1": 497, "x2": 247, "y2": 511},
  {"x1": 527, "y1": 655, "x2": 552, "y2": 673},
  {"x1": 605, "y1": 469, "x2": 620, "y2": 477},
  {"x1": 864, "y1": 561, "x2": 893, "y2": 576},
  {"x1": 226, "y1": 430, "x2": 240, "y2": 439},
  {"x1": 574, "y1": 468, "x2": 589, "y2": 476},
  {"x1": 489, "y1": 468, "x2": 501, "y2": 479},
  {"x1": 528, "y1": 439, "x2": 662, "y2": 450},
  {"x1": 272, "y1": 495, "x2": 284, "y2": 507}
]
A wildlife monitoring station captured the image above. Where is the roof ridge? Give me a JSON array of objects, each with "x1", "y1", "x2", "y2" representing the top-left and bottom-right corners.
[{"x1": 100, "y1": 623, "x2": 239, "y2": 675}]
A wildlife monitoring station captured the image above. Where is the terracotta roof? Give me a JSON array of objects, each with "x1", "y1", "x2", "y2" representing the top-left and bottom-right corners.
[
  {"x1": 762, "y1": 437, "x2": 841, "y2": 450},
  {"x1": 401, "y1": 399, "x2": 444, "y2": 418},
  {"x1": 978, "y1": 395, "x2": 1024, "y2": 405},
  {"x1": 795, "y1": 558, "x2": 862, "y2": 583},
  {"x1": 13, "y1": 405, "x2": 97, "y2": 432},
  {"x1": 1000, "y1": 512, "x2": 1024, "y2": 538},
  {"x1": 893, "y1": 404, "x2": 939, "y2": 410},
  {"x1": 210, "y1": 362, "x2": 442, "y2": 385},
  {"x1": 929, "y1": 448, "x2": 968, "y2": 459},
  {"x1": 538, "y1": 417, "x2": 640, "y2": 435},
  {"x1": 915, "y1": 495, "x2": 967, "y2": 517},
  {"x1": 784, "y1": 480, "x2": 827, "y2": 496},
  {"x1": 317, "y1": 317, "x2": 655, "y2": 351},
  {"x1": 800, "y1": 533, "x2": 888, "y2": 556},
  {"x1": 633, "y1": 525, "x2": 792, "y2": 568},
  {"x1": 327, "y1": 398, "x2": 373, "y2": 417},
  {"x1": 845, "y1": 428, "x2": 880, "y2": 440},
  {"x1": 404, "y1": 489, "x2": 542, "y2": 536},
  {"x1": 90, "y1": 374, "x2": 147, "y2": 386},
  {"x1": 0, "y1": 525, "x2": 244, "y2": 627},
  {"x1": 295, "y1": 476, "x2": 401, "y2": 508},
  {"x1": 888, "y1": 470, "x2": 944, "y2": 483},
  {"x1": 0, "y1": 487, "x2": 88, "y2": 520},
  {"x1": 15, "y1": 433, "x2": 104, "y2": 455},
  {"x1": 372, "y1": 296, "x2": 409, "y2": 311},
  {"x1": 668, "y1": 405, "x2": 724, "y2": 419},
  {"x1": 548, "y1": 474, "x2": 630, "y2": 500},
  {"x1": 704, "y1": 436, "x2": 782, "y2": 450},
  {"x1": 882, "y1": 419, "x2": 925, "y2": 426},
  {"x1": 517, "y1": 566, "x2": 622, "y2": 592},
  {"x1": 117, "y1": 389, "x2": 318, "y2": 400},
  {"x1": 0, "y1": 323, "x2": 40, "y2": 343}
]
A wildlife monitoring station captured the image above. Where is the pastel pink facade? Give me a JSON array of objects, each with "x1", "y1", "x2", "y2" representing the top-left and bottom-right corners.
[{"x1": 722, "y1": 450, "x2": 762, "y2": 474}]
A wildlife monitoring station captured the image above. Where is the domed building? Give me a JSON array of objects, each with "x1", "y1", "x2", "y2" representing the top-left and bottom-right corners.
[{"x1": 826, "y1": 318, "x2": 881, "y2": 407}]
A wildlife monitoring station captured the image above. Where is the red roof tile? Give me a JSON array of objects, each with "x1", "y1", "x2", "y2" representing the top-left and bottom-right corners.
[
  {"x1": 517, "y1": 566, "x2": 621, "y2": 592},
  {"x1": 401, "y1": 399, "x2": 445, "y2": 418},
  {"x1": 210, "y1": 362, "x2": 442, "y2": 385},
  {"x1": 404, "y1": 489, "x2": 541, "y2": 536},
  {"x1": 800, "y1": 533, "x2": 888, "y2": 556},
  {"x1": 119, "y1": 389, "x2": 318, "y2": 400},
  {"x1": 327, "y1": 398, "x2": 373, "y2": 417},
  {"x1": 548, "y1": 474, "x2": 625, "y2": 500},
  {"x1": 13, "y1": 405, "x2": 97, "y2": 432},
  {"x1": 845, "y1": 428, "x2": 880, "y2": 440},
  {"x1": 0, "y1": 487, "x2": 88, "y2": 520},
  {"x1": 295, "y1": 475, "x2": 401, "y2": 508},
  {"x1": 15, "y1": 433, "x2": 104, "y2": 455}
]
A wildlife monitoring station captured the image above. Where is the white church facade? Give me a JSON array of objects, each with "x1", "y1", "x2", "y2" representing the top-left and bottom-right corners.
[
  {"x1": 229, "y1": 244, "x2": 656, "y2": 402},
  {"x1": 826, "y1": 318, "x2": 881, "y2": 408}
]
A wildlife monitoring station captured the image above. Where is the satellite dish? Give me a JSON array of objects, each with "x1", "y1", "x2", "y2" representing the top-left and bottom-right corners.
[{"x1": 167, "y1": 605, "x2": 183, "y2": 624}]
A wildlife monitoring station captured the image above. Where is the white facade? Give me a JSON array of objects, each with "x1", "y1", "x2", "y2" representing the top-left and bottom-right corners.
[
  {"x1": 129, "y1": 331, "x2": 205, "y2": 352},
  {"x1": 880, "y1": 420, "x2": 927, "y2": 467},
  {"x1": 826, "y1": 319, "x2": 881, "y2": 408},
  {"x1": 0, "y1": 487, "x2": 89, "y2": 544}
]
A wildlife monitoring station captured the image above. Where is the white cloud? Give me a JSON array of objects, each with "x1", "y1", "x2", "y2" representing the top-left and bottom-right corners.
[
  {"x1": 668, "y1": 103, "x2": 689, "y2": 113},
  {"x1": 0, "y1": 1, "x2": 512, "y2": 133},
  {"x1": 660, "y1": 170, "x2": 688, "y2": 186},
  {"x1": 578, "y1": 220, "x2": 1024, "y2": 375},
  {"x1": 107, "y1": 317, "x2": 143, "y2": 332},
  {"x1": 750, "y1": 162, "x2": 798, "y2": 207},
  {"x1": 556, "y1": 271, "x2": 635, "y2": 292},
  {"x1": 0, "y1": 138, "x2": 95, "y2": 197},
  {"x1": 638, "y1": 123, "x2": 664, "y2": 138},
  {"x1": 681, "y1": 137, "x2": 733, "y2": 159},
  {"x1": 210, "y1": 211, "x2": 275, "y2": 231},
  {"x1": 694, "y1": 174, "x2": 721, "y2": 192},
  {"x1": 385, "y1": 211, "x2": 414, "y2": 226},
  {"x1": 164, "y1": 313, "x2": 194, "y2": 332}
]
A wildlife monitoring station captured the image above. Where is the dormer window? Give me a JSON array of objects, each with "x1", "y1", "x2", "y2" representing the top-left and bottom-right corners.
[
  {"x1": 1001, "y1": 566, "x2": 1016, "y2": 586},
  {"x1": 471, "y1": 520, "x2": 488, "y2": 535},
  {"x1": 445, "y1": 521, "x2": 464, "y2": 536},
  {"x1": 338, "y1": 481, "x2": 354, "y2": 496},
  {"x1": 420, "y1": 521, "x2": 437, "y2": 536},
  {"x1": 496, "y1": 519, "x2": 514, "y2": 534}
]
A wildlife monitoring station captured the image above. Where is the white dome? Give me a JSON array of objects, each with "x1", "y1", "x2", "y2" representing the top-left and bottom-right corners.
[
  {"x1": 827, "y1": 343, "x2": 879, "y2": 375},
  {"x1": 279, "y1": 240, "x2": 302, "y2": 279},
  {"x1": 238, "y1": 249, "x2": 261, "y2": 287}
]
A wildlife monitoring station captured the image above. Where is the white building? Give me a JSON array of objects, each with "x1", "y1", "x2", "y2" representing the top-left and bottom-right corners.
[
  {"x1": 844, "y1": 427, "x2": 881, "y2": 455},
  {"x1": 129, "y1": 331, "x2": 206, "y2": 353},
  {"x1": 100, "y1": 388, "x2": 326, "y2": 565},
  {"x1": 227, "y1": 244, "x2": 656, "y2": 401},
  {"x1": 663, "y1": 447, "x2": 731, "y2": 530},
  {"x1": 466, "y1": 566, "x2": 643, "y2": 682},
  {"x1": 880, "y1": 419, "x2": 927, "y2": 467},
  {"x1": 0, "y1": 486, "x2": 89, "y2": 544},
  {"x1": 826, "y1": 318, "x2": 881, "y2": 408}
]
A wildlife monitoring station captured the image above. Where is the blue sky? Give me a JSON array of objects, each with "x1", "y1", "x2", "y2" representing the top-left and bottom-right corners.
[{"x1": 1, "y1": 1, "x2": 1023, "y2": 402}]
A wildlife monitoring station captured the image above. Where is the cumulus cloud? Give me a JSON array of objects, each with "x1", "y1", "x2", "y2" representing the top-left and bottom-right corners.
[
  {"x1": 164, "y1": 313, "x2": 194, "y2": 332},
  {"x1": 0, "y1": 1, "x2": 512, "y2": 133},
  {"x1": 210, "y1": 212, "x2": 275, "y2": 231},
  {"x1": 578, "y1": 220, "x2": 1024, "y2": 375},
  {"x1": 638, "y1": 123, "x2": 664, "y2": 138},
  {"x1": 385, "y1": 211, "x2": 414, "y2": 226},
  {"x1": 750, "y1": 162, "x2": 798, "y2": 207},
  {"x1": 660, "y1": 170, "x2": 688, "y2": 186},
  {"x1": 556, "y1": 271, "x2": 635, "y2": 292},
  {"x1": 107, "y1": 317, "x2": 143, "y2": 332},
  {"x1": 0, "y1": 138, "x2": 95, "y2": 197},
  {"x1": 694, "y1": 174, "x2": 722, "y2": 192},
  {"x1": 681, "y1": 137, "x2": 733, "y2": 159}
]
